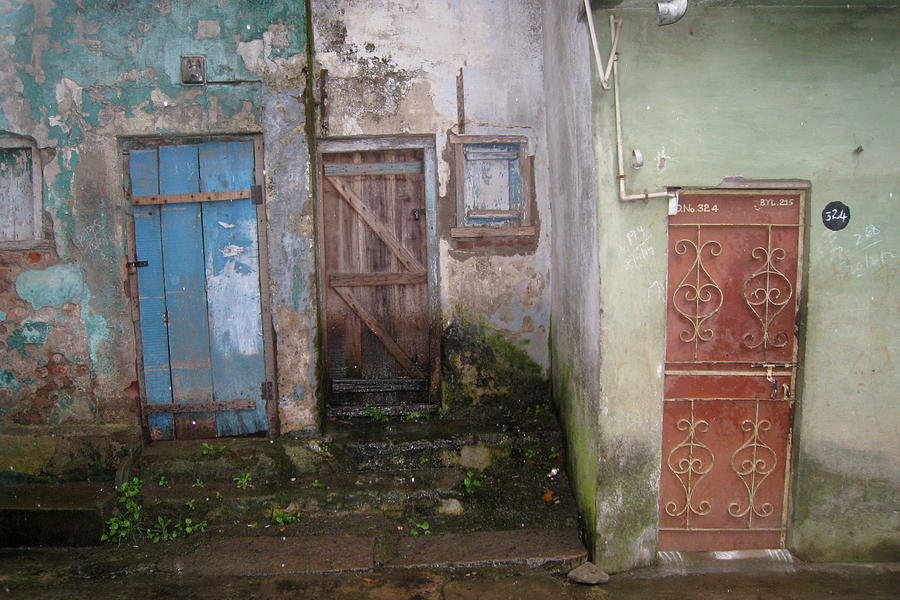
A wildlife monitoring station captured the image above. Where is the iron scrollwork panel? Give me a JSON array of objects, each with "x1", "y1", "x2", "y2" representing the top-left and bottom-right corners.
[
  {"x1": 742, "y1": 227, "x2": 793, "y2": 351},
  {"x1": 665, "y1": 413, "x2": 715, "y2": 523},
  {"x1": 672, "y1": 233, "x2": 723, "y2": 357}
]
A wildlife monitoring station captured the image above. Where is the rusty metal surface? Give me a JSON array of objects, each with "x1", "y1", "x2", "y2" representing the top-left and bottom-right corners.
[{"x1": 660, "y1": 190, "x2": 804, "y2": 551}]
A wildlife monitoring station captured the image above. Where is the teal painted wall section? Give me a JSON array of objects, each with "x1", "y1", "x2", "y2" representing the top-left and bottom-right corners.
[
  {"x1": 0, "y1": 1, "x2": 317, "y2": 462},
  {"x1": 589, "y1": 6, "x2": 898, "y2": 564},
  {"x1": 15, "y1": 263, "x2": 84, "y2": 309}
]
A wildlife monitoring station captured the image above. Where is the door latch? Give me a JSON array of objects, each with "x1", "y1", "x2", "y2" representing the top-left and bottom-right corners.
[
  {"x1": 126, "y1": 260, "x2": 148, "y2": 269},
  {"x1": 410, "y1": 208, "x2": 425, "y2": 220}
]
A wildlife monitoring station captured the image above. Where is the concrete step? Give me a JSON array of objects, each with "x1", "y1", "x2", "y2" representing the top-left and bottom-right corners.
[
  {"x1": 323, "y1": 420, "x2": 564, "y2": 473},
  {"x1": 0, "y1": 483, "x2": 115, "y2": 547},
  {"x1": 25, "y1": 527, "x2": 585, "y2": 578},
  {"x1": 385, "y1": 528, "x2": 586, "y2": 571},
  {"x1": 137, "y1": 438, "x2": 290, "y2": 486},
  {"x1": 139, "y1": 469, "x2": 466, "y2": 524}
]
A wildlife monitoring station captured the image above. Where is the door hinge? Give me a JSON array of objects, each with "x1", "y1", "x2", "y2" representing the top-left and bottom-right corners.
[
  {"x1": 127, "y1": 260, "x2": 149, "y2": 269},
  {"x1": 261, "y1": 381, "x2": 274, "y2": 401},
  {"x1": 251, "y1": 184, "x2": 264, "y2": 205}
]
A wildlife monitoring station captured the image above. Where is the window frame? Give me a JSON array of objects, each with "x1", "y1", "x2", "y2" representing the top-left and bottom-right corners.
[
  {"x1": 448, "y1": 133, "x2": 535, "y2": 238},
  {"x1": 0, "y1": 136, "x2": 43, "y2": 249}
]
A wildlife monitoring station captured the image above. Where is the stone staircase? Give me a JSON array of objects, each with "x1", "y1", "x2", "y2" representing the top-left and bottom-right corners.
[{"x1": 1, "y1": 414, "x2": 587, "y2": 572}]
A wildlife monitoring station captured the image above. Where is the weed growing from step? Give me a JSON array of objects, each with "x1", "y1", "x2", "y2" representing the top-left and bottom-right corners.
[
  {"x1": 100, "y1": 477, "x2": 143, "y2": 544},
  {"x1": 403, "y1": 410, "x2": 430, "y2": 423},
  {"x1": 201, "y1": 442, "x2": 225, "y2": 456},
  {"x1": 234, "y1": 472, "x2": 254, "y2": 489},
  {"x1": 313, "y1": 479, "x2": 325, "y2": 488},
  {"x1": 408, "y1": 519, "x2": 431, "y2": 535},
  {"x1": 366, "y1": 407, "x2": 389, "y2": 422},
  {"x1": 463, "y1": 471, "x2": 482, "y2": 494},
  {"x1": 101, "y1": 477, "x2": 207, "y2": 545},
  {"x1": 192, "y1": 478, "x2": 205, "y2": 488},
  {"x1": 157, "y1": 475, "x2": 170, "y2": 487},
  {"x1": 271, "y1": 509, "x2": 300, "y2": 526},
  {"x1": 146, "y1": 516, "x2": 207, "y2": 543},
  {"x1": 185, "y1": 499, "x2": 196, "y2": 510}
]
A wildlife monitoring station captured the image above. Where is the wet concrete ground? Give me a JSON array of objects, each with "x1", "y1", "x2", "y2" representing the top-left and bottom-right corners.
[{"x1": 1, "y1": 547, "x2": 896, "y2": 600}]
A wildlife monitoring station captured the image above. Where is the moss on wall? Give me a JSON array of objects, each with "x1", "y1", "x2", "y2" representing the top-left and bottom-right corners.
[
  {"x1": 790, "y1": 452, "x2": 900, "y2": 561},
  {"x1": 441, "y1": 308, "x2": 551, "y2": 427}
]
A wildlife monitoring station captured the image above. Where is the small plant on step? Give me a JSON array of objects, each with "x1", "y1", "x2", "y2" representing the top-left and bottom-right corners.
[
  {"x1": 146, "y1": 516, "x2": 178, "y2": 543},
  {"x1": 200, "y1": 442, "x2": 224, "y2": 456},
  {"x1": 234, "y1": 472, "x2": 254, "y2": 489},
  {"x1": 184, "y1": 498, "x2": 196, "y2": 510},
  {"x1": 313, "y1": 479, "x2": 325, "y2": 489},
  {"x1": 407, "y1": 519, "x2": 431, "y2": 536},
  {"x1": 463, "y1": 471, "x2": 482, "y2": 495},
  {"x1": 403, "y1": 410, "x2": 429, "y2": 423},
  {"x1": 182, "y1": 517, "x2": 207, "y2": 535},
  {"x1": 271, "y1": 509, "x2": 300, "y2": 526},
  {"x1": 192, "y1": 478, "x2": 205, "y2": 488},
  {"x1": 543, "y1": 446, "x2": 560, "y2": 470},
  {"x1": 365, "y1": 407, "x2": 389, "y2": 423},
  {"x1": 101, "y1": 477, "x2": 143, "y2": 544},
  {"x1": 157, "y1": 475, "x2": 170, "y2": 487}
]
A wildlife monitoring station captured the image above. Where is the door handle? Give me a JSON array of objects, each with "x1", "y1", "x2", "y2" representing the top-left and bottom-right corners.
[{"x1": 410, "y1": 208, "x2": 425, "y2": 220}]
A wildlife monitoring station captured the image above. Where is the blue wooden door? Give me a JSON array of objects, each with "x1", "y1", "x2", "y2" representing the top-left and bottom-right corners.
[{"x1": 129, "y1": 141, "x2": 268, "y2": 440}]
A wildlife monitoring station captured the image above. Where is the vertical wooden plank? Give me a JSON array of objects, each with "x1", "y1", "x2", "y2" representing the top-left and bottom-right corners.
[
  {"x1": 199, "y1": 141, "x2": 267, "y2": 437},
  {"x1": 423, "y1": 142, "x2": 442, "y2": 404},
  {"x1": 0, "y1": 148, "x2": 33, "y2": 241},
  {"x1": 159, "y1": 144, "x2": 216, "y2": 439},
  {"x1": 454, "y1": 143, "x2": 466, "y2": 228},
  {"x1": 129, "y1": 148, "x2": 174, "y2": 440},
  {"x1": 344, "y1": 152, "x2": 363, "y2": 377},
  {"x1": 254, "y1": 135, "x2": 279, "y2": 436}
]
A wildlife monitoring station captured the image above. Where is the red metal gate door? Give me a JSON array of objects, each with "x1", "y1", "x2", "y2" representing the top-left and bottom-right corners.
[{"x1": 659, "y1": 189, "x2": 805, "y2": 551}]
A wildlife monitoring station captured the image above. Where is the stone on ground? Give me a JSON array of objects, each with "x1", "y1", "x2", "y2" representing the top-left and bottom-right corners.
[{"x1": 567, "y1": 560, "x2": 610, "y2": 585}]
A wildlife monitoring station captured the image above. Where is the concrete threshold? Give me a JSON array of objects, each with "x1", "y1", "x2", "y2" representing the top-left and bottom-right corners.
[{"x1": 653, "y1": 548, "x2": 797, "y2": 576}]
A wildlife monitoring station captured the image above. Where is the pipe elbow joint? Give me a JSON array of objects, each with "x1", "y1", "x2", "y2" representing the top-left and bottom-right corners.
[{"x1": 656, "y1": 0, "x2": 688, "y2": 26}]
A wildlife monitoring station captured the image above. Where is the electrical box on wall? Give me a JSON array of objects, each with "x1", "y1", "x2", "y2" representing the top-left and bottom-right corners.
[{"x1": 180, "y1": 55, "x2": 206, "y2": 85}]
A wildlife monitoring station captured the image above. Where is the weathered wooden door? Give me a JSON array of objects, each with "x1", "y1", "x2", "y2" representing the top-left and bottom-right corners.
[
  {"x1": 659, "y1": 189, "x2": 805, "y2": 551},
  {"x1": 128, "y1": 140, "x2": 272, "y2": 440},
  {"x1": 318, "y1": 140, "x2": 437, "y2": 416}
]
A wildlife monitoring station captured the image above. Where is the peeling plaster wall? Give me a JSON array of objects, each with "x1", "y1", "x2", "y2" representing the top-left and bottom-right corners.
[
  {"x1": 0, "y1": 1, "x2": 316, "y2": 470},
  {"x1": 312, "y1": 0, "x2": 551, "y2": 372},
  {"x1": 589, "y1": 6, "x2": 899, "y2": 566}
]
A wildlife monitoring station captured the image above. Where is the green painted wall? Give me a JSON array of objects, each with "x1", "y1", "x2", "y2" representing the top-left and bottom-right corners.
[{"x1": 589, "y1": 5, "x2": 898, "y2": 565}]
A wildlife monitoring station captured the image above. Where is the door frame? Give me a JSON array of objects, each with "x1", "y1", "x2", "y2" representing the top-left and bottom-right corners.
[
  {"x1": 121, "y1": 134, "x2": 279, "y2": 439},
  {"x1": 315, "y1": 135, "x2": 442, "y2": 408},
  {"x1": 658, "y1": 181, "x2": 810, "y2": 551}
]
